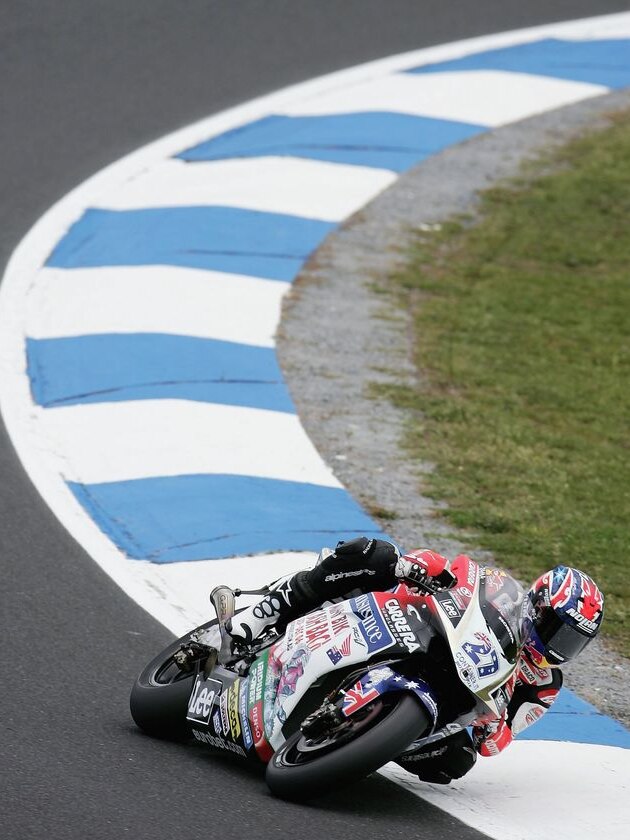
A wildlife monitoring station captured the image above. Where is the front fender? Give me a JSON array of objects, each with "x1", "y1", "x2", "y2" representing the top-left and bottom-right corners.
[{"x1": 339, "y1": 665, "x2": 438, "y2": 731}]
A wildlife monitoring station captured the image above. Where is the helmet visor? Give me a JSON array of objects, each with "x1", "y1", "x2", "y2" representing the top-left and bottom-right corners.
[{"x1": 535, "y1": 610, "x2": 592, "y2": 664}]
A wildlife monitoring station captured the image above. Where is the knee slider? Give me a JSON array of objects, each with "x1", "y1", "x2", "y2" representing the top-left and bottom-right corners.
[{"x1": 402, "y1": 729, "x2": 477, "y2": 784}]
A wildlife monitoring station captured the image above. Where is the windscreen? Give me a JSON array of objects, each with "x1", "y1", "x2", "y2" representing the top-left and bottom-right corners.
[{"x1": 479, "y1": 569, "x2": 524, "y2": 663}]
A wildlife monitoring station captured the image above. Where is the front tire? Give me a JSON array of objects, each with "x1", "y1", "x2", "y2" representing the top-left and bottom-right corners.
[
  {"x1": 266, "y1": 693, "x2": 431, "y2": 801},
  {"x1": 130, "y1": 619, "x2": 216, "y2": 740}
]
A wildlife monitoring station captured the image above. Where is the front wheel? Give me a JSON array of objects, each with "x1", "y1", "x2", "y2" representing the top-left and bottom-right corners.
[
  {"x1": 266, "y1": 693, "x2": 431, "y2": 801},
  {"x1": 130, "y1": 619, "x2": 217, "y2": 740}
]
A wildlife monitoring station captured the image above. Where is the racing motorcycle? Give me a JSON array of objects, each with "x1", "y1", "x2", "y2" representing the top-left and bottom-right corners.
[{"x1": 130, "y1": 556, "x2": 523, "y2": 800}]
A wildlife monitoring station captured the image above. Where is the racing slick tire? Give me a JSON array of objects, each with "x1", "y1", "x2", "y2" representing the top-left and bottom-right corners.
[
  {"x1": 130, "y1": 619, "x2": 217, "y2": 740},
  {"x1": 266, "y1": 692, "x2": 432, "y2": 801}
]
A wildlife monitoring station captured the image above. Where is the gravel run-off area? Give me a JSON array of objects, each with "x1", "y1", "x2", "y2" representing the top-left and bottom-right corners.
[{"x1": 277, "y1": 89, "x2": 630, "y2": 728}]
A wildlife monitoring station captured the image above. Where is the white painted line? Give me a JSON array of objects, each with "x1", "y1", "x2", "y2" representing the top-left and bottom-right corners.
[
  {"x1": 148, "y1": 551, "x2": 317, "y2": 628},
  {"x1": 281, "y1": 70, "x2": 606, "y2": 127},
  {"x1": 567, "y1": 21, "x2": 630, "y2": 39},
  {"x1": 99, "y1": 157, "x2": 396, "y2": 221},
  {"x1": 34, "y1": 401, "x2": 343, "y2": 487},
  {"x1": 381, "y1": 740, "x2": 630, "y2": 840},
  {"x1": 26, "y1": 266, "x2": 288, "y2": 347}
]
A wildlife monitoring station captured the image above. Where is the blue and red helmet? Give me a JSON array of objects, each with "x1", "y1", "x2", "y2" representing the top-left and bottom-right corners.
[{"x1": 522, "y1": 566, "x2": 604, "y2": 667}]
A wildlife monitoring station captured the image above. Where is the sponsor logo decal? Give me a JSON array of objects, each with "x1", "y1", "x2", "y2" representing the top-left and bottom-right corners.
[
  {"x1": 192, "y1": 728, "x2": 246, "y2": 758},
  {"x1": 565, "y1": 606, "x2": 599, "y2": 634},
  {"x1": 451, "y1": 590, "x2": 468, "y2": 610},
  {"x1": 326, "y1": 634, "x2": 352, "y2": 665},
  {"x1": 288, "y1": 603, "x2": 350, "y2": 651},
  {"x1": 436, "y1": 595, "x2": 462, "y2": 627},
  {"x1": 212, "y1": 710, "x2": 222, "y2": 735},
  {"x1": 239, "y1": 677, "x2": 253, "y2": 750},
  {"x1": 525, "y1": 706, "x2": 544, "y2": 726},
  {"x1": 455, "y1": 650, "x2": 480, "y2": 690},
  {"x1": 324, "y1": 568, "x2": 376, "y2": 583},
  {"x1": 219, "y1": 687, "x2": 230, "y2": 735},
  {"x1": 227, "y1": 679, "x2": 242, "y2": 742},
  {"x1": 384, "y1": 598, "x2": 420, "y2": 653},
  {"x1": 351, "y1": 626, "x2": 367, "y2": 648},
  {"x1": 406, "y1": 604, "x2": 422, "y2": 622},
  {"x1": 186, "y1": 674, "x2": 222, "y2": 726},
  {"x1": 248, "y1": 657, "x2": 266, "y2": 710},
  {"x1": 350, "y1": 593, "x2": 394, "y2": 654},
  {"x1": 249, "y1": 701, "x2": 274, "y2": 762}
]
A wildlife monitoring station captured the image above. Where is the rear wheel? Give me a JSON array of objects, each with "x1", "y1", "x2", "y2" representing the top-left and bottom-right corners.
[
  {"x1": 130, "y1": 620, "x2": 216, "y2": 740},
  {"x1": 266, "y1": 693, "x2": 431, "y2": 801}
]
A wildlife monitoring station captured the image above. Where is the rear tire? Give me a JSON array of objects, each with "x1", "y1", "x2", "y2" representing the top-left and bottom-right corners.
[
  {"x1": 266, "y1": 693, "x2": 431, "y2": 801},
  {"x1": 130, "y1": 619, "x2": 217, "y2": 740}
]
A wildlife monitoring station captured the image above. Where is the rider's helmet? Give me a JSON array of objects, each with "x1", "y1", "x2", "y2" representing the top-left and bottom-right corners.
[{"x1": 521, "y1": 566, "x2": 604, "y2": 667}]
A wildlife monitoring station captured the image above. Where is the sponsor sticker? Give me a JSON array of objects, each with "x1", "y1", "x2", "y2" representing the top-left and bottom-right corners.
[
  {"x1": 192, "y1": 728, "x2": 246, "y2": 758},
  {"x1": 383, "y1": 598, "x2": 420, "y2": 653},
  {"x1": 350, "y1": 593, "x2": 394, "y2": 654},
  {"x1": 227, "y1": 679, "x2": 242, "y2": 742},
  {"x1": 436, "y1": 595, "x2": 462, "y2": 627},
  {"x1": 239, "y1": 677, "x2": 253, "y2": 750},
  {"x1": 186, "y1": 674, "x2": 222, "y2": 726},
  {"x1": 249, "y1": 700, "x2": 274, "y2": 762},
  {"x1": 326, "y1": 634, "x2": 352, "y2": 665},
  {"x1": 247, "y1": 657, "x2": 266, "y2": 710},
  {"x1": 455, "y1": 650, "x2": 480, "y2": 690},
  {"x1": 289, "y1": 603, "x2": 351, "y2": 652},
  {"x1": 219, "y1": 687, "x2": 230, "y2": 736},
  {"x1": 212, "y1": 710, "x2": 222, "y2": 735}
]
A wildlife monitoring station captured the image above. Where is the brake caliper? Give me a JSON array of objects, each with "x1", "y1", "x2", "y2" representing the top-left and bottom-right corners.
[{"x1": 301, "y1": 702, "x2": 345, "y2": 739}]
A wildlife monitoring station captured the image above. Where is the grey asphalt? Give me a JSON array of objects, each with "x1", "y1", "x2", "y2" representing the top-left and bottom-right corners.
[{"x1": 1, "y1": 2, "x2": 626, "y2": 838}]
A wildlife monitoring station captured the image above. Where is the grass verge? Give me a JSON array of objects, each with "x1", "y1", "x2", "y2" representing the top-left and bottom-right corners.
[{"x1": 378, "y1": 109, "x2": 630, "y2": 656}]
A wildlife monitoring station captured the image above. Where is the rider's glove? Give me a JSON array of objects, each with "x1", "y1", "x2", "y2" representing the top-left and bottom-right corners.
[
  {"x1": 472, "y1": 713, "x2": 513, "y2": 757},
  {"x1": 394, "y1": 549, "x2": 456, "y2": 594}
]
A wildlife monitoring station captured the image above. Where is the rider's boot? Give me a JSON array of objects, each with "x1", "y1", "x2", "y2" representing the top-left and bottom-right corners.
[{"x1": 226, "y1": 572, "x2": 317, "y2": 647}]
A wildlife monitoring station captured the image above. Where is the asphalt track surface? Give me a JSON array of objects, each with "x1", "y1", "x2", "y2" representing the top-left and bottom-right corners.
[{"x1": 1, "y1": 2, "x2": 628, "y2": 838}]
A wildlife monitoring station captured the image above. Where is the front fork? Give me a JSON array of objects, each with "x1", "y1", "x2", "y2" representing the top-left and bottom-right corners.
[{"x1": 302, "y1": 664, "x2": 439, "y2": 738}]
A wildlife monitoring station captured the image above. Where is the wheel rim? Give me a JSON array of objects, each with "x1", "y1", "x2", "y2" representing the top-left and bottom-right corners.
[
  {"x1": 276, "y1": 697, "x2": 395, "y2": 767},
  {"x1": 150, "y1": 657, "x2": 195, "y2": 686}
]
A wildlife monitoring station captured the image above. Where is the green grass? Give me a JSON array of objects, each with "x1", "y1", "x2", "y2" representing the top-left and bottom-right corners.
[{"x1": 379, "y1": 109, "x2": 630, "y2": 656}]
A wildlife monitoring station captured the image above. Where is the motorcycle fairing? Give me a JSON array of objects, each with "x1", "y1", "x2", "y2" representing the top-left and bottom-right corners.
[
  {"x1": 339, "y1": 665, "x2": 439, "y2": 731},
  {"x1": 262, "y1": 596, "x2": 420, "y2": 750},
  {"x1": 431, "y1": 556, "x2": 520, "y2": 717},
  {"x1": 187, "y1": 664, "x2": 263, "y2": 760},
  {"x1": 247, "y1": 650, "x2": 275, "y2": 761}
]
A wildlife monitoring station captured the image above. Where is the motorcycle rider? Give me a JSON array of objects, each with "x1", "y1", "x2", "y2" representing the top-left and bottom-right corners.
[{"x1": 226, "y1": 537, "x2": 604, "y2": 784}]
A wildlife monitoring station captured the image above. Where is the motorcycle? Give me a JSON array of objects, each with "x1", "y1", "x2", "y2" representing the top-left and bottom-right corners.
[{"x1": 130, "y1": 555, "x2": 523, "y2": 800}]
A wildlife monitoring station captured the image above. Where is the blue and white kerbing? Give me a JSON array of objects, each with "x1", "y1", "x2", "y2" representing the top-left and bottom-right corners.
[{"x1": 1, "y1": 12, "x2": 630, "y2": 839}]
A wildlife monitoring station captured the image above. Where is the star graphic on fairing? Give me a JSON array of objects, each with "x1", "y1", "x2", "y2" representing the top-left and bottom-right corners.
[
  {"x1": 367, "y1": 667, "x2": 394, "y2": 685},
  {"x1": 463, "y1": 643, "x2": 474, "y2": 653},
  {"x1": 394, "y1": 675, "x2": 403, "y2": 683},
  {"x1": 405, "y1": 681, "x2": 419, "y2": 689}
]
